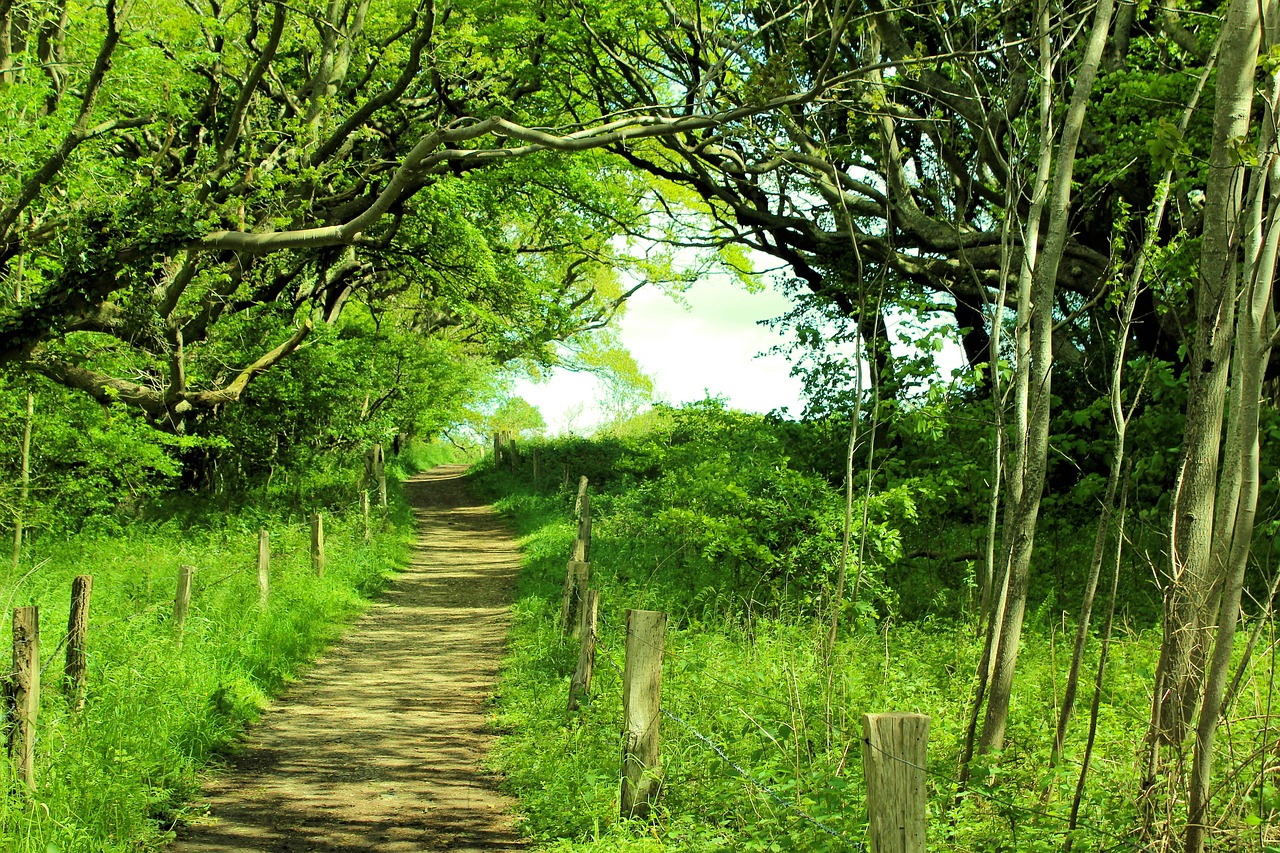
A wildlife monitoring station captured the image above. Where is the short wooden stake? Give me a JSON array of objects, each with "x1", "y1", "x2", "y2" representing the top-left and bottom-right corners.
[
  {"x1": 568, "y1": 589, "x2": 598, "y2": 712},
  {"x1": 559, "y1": 560, "x2": 589, "y2": 637},
  {"x1": 620, "y1": 609, "x2": 666, "y2": 820},
  {"x1": 311, "y1": 513, "x2": 325, "y2": 576},
  {"x1": 861, "y1": 712, "x2": 930, "y2": 853},
  {"x1": 257, "y1": 530, "x2": 270, "y2": 608},
  {"x1": 7, "y1": 606, "x2": 38, "y2": 790},
  {"x1": 65, "y1": 576, "x2": 92, "y2": 711},
  {"x1": 174, "y1": 564, "x2": 195, "y2": 636}
]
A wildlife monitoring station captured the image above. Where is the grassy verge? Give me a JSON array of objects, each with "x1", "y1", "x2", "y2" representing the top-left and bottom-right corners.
[
  {"x1": 478, "y1": 466, "x2": 1165, "y2": 852},
  {"x1": 0, "y1": 454, "x2": 438, "y2": 853}
]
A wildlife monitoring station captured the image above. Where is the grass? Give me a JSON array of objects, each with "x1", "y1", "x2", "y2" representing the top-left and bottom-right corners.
[
  {"x1": 0, "y1": 460, "x2": 428, "y2": 852},
  {"x1": 476, "y1": 465, "x2": 1209, "y2": 853}
]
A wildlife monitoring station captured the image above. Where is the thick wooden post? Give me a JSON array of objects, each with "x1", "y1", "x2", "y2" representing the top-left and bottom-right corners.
[
  {"x1": 257, "y1": 530, "x2": 270, "y2": 608},
  {"x1": 621, "y1": 609, "x2": 666, "y2": 819},
  {"x1": 559, "y1": 560, "x2": 589, "y2": 637},
  {"x1": 861, "y1": 712, "x2": 930, "y2": 853},
  {"x1": 65, "y1": 576, "x2": 92, "y2": 711},
  {"x1": 568, "y1": 589, "x2": 598, "y2": 712},
  {"x1": 174, "y1": 564, "x2": 195, "y2": 636},
  {"x1": 493, "y1": 432, "x2": 501, "y2": 464},
  {"x1": 7, "y1": 606, "x2": 39, "y2": 789},
  {"x1": 311, "y1": 513, "x2": 325, "y2": 576}
]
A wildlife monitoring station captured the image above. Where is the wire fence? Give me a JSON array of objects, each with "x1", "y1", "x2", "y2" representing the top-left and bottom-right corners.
[{"x1": 579, "y1": 594, "x2": 1142, "y2": 852}]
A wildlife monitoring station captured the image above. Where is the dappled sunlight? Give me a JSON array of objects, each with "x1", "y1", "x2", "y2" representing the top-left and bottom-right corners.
[{"x1": 171, "y1": 466, "x2": 526, "y2": 852}]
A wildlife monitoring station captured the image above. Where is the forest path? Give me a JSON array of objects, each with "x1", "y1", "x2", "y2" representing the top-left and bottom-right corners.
[{"x1": 170, "y1": 465, "x2": 527, "y2": 852}]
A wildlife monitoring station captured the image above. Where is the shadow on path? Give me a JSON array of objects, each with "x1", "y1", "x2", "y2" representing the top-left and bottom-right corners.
[{"x1": 170, "y1": 465, "x2": 527, "y2": 852}]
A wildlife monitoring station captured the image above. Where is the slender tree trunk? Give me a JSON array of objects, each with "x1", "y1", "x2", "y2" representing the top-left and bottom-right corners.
[
  {"x1": 1065, "y1": 466, "x2": 1129, "y2": 853},
  {"x1": 1054, "y1": 55, "x2": 1210, "y2": 756},
  {"x1": 1185, "y1": 40, "x2": 1280, "y2": 853},
  {"x1": 978, "y1": 0, "x2": 1117, "y2": 756},
  {"x1": 1148, "y1": 0, "x2": 1259, "y2": 758},
  {"x1": 1142, "y1": 6, "x2": 1265, "y2": 842}
]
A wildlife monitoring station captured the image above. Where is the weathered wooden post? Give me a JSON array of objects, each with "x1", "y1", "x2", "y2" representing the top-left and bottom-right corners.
[
  {"x1": 7, "y1": 606, "x2": 39, "y2": 789},
  {"x1": 65, "y1": 576, "x2": 92, "y2": 711},
  {"x1": 620, "y1": 609, "x2": 666, "y2": 819},
  {"x1": 861, "y1": 712, "x2": 930, "y2": 853},
  {"x1": 574, "y1": 475, "x2": 588, "y2": 519},
  {"x1": 311, "y1": 513, "x2": 325, "y2": 576},
  {"x1": 559, "y1": 560, "x2": 589, "y2": 637},
  {"x1": 577, "y1": 491, "x2": 592, "y2": 562},
  {"x1": 532, "y1": 447, "x2": 540, "y2": 489},
  {"x1": 257, "y1": 530, "x2": 270, "y2": 608},
  {"x1": 493, "y1": 432, "x2": 502, "y2": 465},
  {"x1": 174, "y1": 564, "x2": 195, "y2": 637},
  {"x1": 375, "y1": 443, "x2": 388, "y2": 509},
  {"x1": 567, "y1": 589, "x2": 598, "y2": 712},
  {"x1": 361, "y1": 490, "x2": 371, "y2": 541}
]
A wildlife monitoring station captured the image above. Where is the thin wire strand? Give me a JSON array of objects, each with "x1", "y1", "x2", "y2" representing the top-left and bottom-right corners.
[{"x1": 597, "y1": 641, "x2": 868, "y2": 850}]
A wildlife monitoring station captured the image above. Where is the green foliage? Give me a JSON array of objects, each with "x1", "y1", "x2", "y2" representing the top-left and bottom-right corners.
[{"x1": 480, "y1": 434, "x2": 1171, "y2": 851}]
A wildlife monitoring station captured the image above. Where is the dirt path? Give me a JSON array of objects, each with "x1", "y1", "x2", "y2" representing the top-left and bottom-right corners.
[{"x1": 171, "y1": 465, "x2": 527, "y2": 852}]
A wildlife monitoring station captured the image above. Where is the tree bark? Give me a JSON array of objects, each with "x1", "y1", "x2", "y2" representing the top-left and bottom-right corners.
[
  {"x1": 977, "y1": 0, "x2": 1116, "y2": 756},
  {"x1": 1145, "y1": 0, "x2": 1262, "y2": 793}
]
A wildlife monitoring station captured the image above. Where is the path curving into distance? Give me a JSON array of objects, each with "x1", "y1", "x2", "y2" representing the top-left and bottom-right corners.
[{"x1": 171, "y1": 465, "x2": 527, "y2": 852}]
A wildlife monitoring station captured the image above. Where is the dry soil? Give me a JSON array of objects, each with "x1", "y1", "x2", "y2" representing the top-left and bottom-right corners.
[{"x1": 169, "y1": 464, "x2": 527, "y2": 852}]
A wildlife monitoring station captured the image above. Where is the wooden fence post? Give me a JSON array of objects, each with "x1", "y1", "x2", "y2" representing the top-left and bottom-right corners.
[
  {"x1": 532, "y1": 447, "x2": 540, "y2": 489},
  {"x1": 861, "y1": 712, "x2": 930, "y2": 853},
  {"x1": 361, "y1": 490, "x2": 371, "y2": 541},
  {"x1": 174, "y1": 564, "x2": 195, "y2": 637},
  {"x1": 375, "y1": 443, "x2": 387, "y2": 509},
  {"x1": 574, "y1": 475, "x2": 588, "y2": 519},
  {"x1": 577, "y1": 491, "x2": 592, "y2": 562},
  {"x1": 311, "y1": 513, "x2": 325, "y2": 577},
  {"x1": 65, "y1": 576, "x2": 92, "y2": 711},
  {"x1": 567, "y1": 589, "x2": 598, "y2": 712},
  {"x1": 559, "y1": 560, "x2": 589, "y2": 637},
  {"x1": 257, "y1": 530, "x2": 270, "y2": 608},
  {"x1": 6, "y1": 606, "x2": 39, "y2": 789},
  {"x1": 621, "y1": 609, "x2": 666, "y2": 820}
]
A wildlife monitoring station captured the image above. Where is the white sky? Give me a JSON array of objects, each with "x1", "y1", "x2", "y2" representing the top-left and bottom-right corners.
[{"x1": 514, "y1": 274, "x2": 807, "y2": 434}]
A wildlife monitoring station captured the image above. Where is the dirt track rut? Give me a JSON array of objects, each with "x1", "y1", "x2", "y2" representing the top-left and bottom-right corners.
[{"x1": 170, "y1": 464, "x2": 526, "y2": 852}]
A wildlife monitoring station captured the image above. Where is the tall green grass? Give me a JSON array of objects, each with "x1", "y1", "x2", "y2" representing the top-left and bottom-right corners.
[
  {"x1": 477, "y1": 465, "x2": 1200, "y2": 852},
  {"x1": 0, "y1": 472, "x2": 422, "y2": 852}
]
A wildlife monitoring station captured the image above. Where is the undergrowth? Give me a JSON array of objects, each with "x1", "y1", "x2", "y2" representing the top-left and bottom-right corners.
[{"x1": 474, "y1": 414, "x2": 1257, "y2": 852}]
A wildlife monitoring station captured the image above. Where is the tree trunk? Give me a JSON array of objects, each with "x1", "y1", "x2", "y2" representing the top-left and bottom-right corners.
[
  {"x1": 1184, "y1": 26, "x2": 1280, "y2": 851},
  {"x1": 977, "y1": 0, "x2": 1116, "y2": 756}
]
